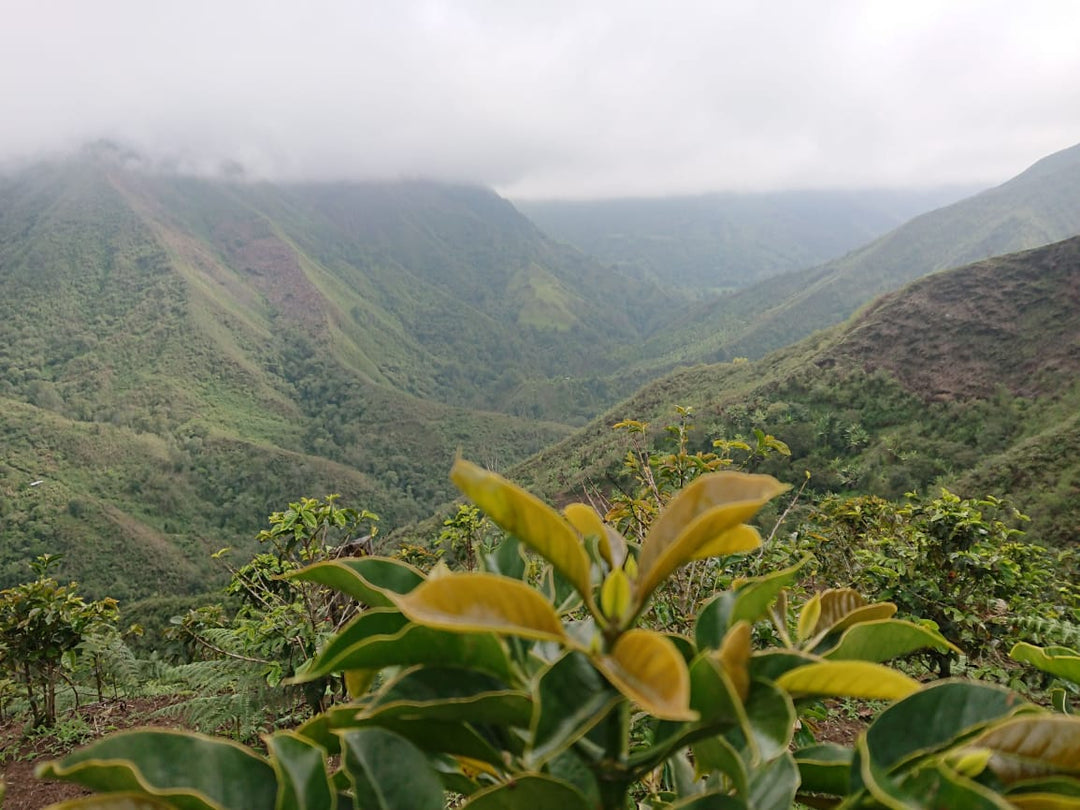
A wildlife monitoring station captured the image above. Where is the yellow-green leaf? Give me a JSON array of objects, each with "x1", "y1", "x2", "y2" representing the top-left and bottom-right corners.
[
  {"x1": 451, "y1": 460, "x2": 593, "y2": 601},
  {"x1": 596, "y1": 629, "x2": 697, "y2": 721},
  {"x1": 1011, "y1": 642, "x2": 1080, "y2": 686},
  {"x1": 636, "y1": 472, "x2": 787, "y2": 603},
  {"x1": 564, "y1": 503, "x2": 628, "y2": 569},
  {"x1": 344, "y1": 669, "x2": 377, "y2": 699},
  {"x1": 715, "y1": 621, "x2": 752, "y2": 701},
  {"x1": 391, "y1": 573, "x2": 566, "y2": 642},
  {"x1": 600, "y1": 568, "x2": 632, "y2": 624},
  {"x1": 972, "y1": 715, "x2": 1080, "y2": 784},
  {"x1": 689, "y1": 524, "x2": 762, "y2": 561},
  {"x1": 1008, "y1": 794, "x2": 1080, "y2": 809},
  {"x1": 775, "y1": 661, "x2": 920, "y2": 700},
  {"x1": 797, "y1": 593, "x2": 822, "y2": 643},
  {"x1": 812, "y1": 589, "x2": 864, "y2": 633},
  {"x1": 43, "y1": 797, "x2": 176, "y2": 810}
]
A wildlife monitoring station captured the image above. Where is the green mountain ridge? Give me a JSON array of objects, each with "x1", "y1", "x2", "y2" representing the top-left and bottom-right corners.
[
  {"x1": 636, "y1": 141, "x2": 1080, "y2": 368},
  {"x1": 512, "y1": 236, "x2": 1080, "y2": 545},
  {"x1": 516, "y1": 185, "x2": 980, "y2": 294}
]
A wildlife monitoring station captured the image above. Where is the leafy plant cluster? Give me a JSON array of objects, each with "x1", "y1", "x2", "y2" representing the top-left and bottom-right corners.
[
  {"x1": 806, "y1": 489, "x2": 1080, "y2": 679},
  {"x1": 34, "y1": 461, "x2": 1080, "y2": 809},
  {"x1": 0, "y1": 554, "x2": 123, "y2": 728}
]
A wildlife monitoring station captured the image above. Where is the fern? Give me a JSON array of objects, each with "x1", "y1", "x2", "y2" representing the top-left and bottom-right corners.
[{"x1": 1014, "y1": 614, "x2": 1080, "y2": 648}]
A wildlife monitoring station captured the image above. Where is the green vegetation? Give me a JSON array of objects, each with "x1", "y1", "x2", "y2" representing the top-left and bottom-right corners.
[
  {"x1": 31, "y1": 462, "x2": 1080, "y2": 809},
  {"x1": 636, "y1": 141, "x2": 1080, "y2": 368},
  {"x1": 518, "y1": 186, "x2": 976, "y2": 294}
]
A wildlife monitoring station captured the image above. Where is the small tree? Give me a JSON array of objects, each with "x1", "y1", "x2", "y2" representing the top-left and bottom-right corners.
[{"x1": 0, "y1": 555, "x2": 119, "y2": 727}]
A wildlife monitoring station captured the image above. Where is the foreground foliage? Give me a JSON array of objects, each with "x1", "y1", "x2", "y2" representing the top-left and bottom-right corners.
[{"x1": 35, "y1": 462, "x2": 1080, "y2": 808}]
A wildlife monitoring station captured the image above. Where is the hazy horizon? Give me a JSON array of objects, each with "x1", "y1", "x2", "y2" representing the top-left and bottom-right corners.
[{"x1": 4, "y1": 1, "x2": 1079, "y2": 199}]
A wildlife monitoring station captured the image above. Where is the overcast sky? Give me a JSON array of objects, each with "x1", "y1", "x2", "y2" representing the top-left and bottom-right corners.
[{"x1": 3, "y1": 1, "x2": 1079, "y2": 198}]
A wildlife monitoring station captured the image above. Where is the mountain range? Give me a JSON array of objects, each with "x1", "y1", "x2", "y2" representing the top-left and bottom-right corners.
[{"x1": 1, "y1": 139, "x2": 1078, "y2": 599}]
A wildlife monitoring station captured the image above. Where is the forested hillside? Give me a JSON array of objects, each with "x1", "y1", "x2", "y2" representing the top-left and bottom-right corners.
[
  {"x1": 517, "y1": 185, "x2": 977, "y2": 293},
  {"x1": 514, "y1": 236, "x2": 1080, "y2": 546},
  {"x1": 0, "y1": 146, "x2": 657, "y2": 597},
  {"x1": 636, "y1": 141, "x2": 1080, "y2": 368}
]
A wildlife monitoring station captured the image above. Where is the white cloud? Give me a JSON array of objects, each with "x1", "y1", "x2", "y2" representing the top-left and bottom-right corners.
[{"x1": 2, "y1": 0, "x2": 1079, "y2": 197}]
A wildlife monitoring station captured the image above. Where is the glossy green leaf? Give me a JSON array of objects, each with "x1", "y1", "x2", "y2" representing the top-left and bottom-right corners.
[
  {"x1": 298, "y1": 608, "x2": 511, "y2": 681},
  {"x1": 733, "y1": 679, "x2": 796, "y2": 765},
  {"x1": 1011, "y1": 643, "x2": 1080, "y2": 686},
  {"x1": 794, "y1": 743, "x2": 852, "y2": 797},
  {"x1": 747, "y1": 751, "x2": 799, "y2": 810},
  {"x1": 775, "y1": 661, "x2": 919, "y2": 700},
  {"x1": 545, "y1": 748, "x2": 602, "y2": 808},
  {"x1": 460, "y1": 774, "x2": 591, "y2": 809},
  {"x1": 267, "y1": 731, "x2": 335, "y2": 810},
  {"x1": 361, "y1": 666, "x2": 531, "y2": 726},
  {"x1": 597, "y1": 628, "x2": 697, "y2": 721},
  {"x1": 37, "y1": 730, "x2": 278, "y2": 810},
  {"x1": 393, "y1": 572, "x2": 566, "y2": 641},
  {"x1": 288, "y1": 557, "x2": 424, "y2": 607},
  {"x1": 529, "y1": 650, "x2": 621, "y2": 767},
  {"x1": 636, "y1": 472, "x2": 787, "y2": 603},
  {"x1": 823, "y1": 603, "x2": 898, "y2": 636},
  {"x1": 971, "y1": 715, "x2": 1080, "y2": 784},
  {"x1": 899, "y1": 763, "x2": 1014, "y2": 809},
  {"x1": 339, "y1": 728, "x2": 443, "y2": 810},
  {"x1": 354, "y1": 718, "x2": 507, "y2": 767},
  {"x1": 484, "y1": 535, "x2": 526, "y2": 580},
  {"x1": 451, "y1": 459, "x2": 593, "y2": 601},
  {"x1": 693, "y1": 736, "x2": 748, "y2": 797},
  {"x1": 819, "y1": 618, "x2": 958, "y2": 662},
  {"x1": 852, "y1": 735, "x2": 920, "y2": 810},
  {"x1": 854, "y1": 680, "x2": 1027, "y2": 793}
]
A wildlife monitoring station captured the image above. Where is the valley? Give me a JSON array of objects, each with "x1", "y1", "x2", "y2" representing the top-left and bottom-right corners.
[{"x1": 1, "y1": 141, "x2": 1079, "y2": 603}]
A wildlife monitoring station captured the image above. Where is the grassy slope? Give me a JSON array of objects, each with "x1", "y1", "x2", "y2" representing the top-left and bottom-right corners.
[
  {"x1": 512, "y1": 237, "x2": 1080, "y2": 546},
  {"x1": 637, "y1": 142, "x2": 1080, "y2": 368}
]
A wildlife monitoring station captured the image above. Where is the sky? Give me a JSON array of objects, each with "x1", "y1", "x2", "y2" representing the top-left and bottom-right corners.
[{"x1": 3, "y1": 1, "x2": 1079, "y2": 199}]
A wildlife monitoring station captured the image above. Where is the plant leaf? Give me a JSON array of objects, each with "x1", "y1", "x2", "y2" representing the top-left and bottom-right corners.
[
  {"x1": 797, "y1": 593, "x2": 822, "y2": 643},
  {"x1": 971, "y1": 715, "x2": 1080, "y2": 784},
  {"x1": 288, "y1": 557, "x2": 424, "y2": 607},
  {"x1": 1011, "y1": 643, "x2": 1080, "y2": 687},
  {"x1": 36, "y1": 730, "x2": 278, "y2": 810},
  {"x1": 43, "y1": 797, "x2": 177, "y2": 810},
  {"x1": 451, "y1": 460, "x2": 593, "y2": 601},
  {"x1": 854, "y1": 680, "x2": 1028, "y2": 793},
  {"x1": 794, "y1": 743, "x2": 852, "y2": 797},
  {"x1": 774, "y1": 661, "x2": 919, "y2": 700},
  {"x1": 360, "y1": 667, "x2": 532, "y2": 727},
  {"x1": 392, "y1": 572, "x2": 566, "y2": 642},
  {"x1": 339, "y1": 728, "x2": 443, "y2": 810},
  {"x1": 528, "y1": 651, "x2": 621, "y2": 767},
  {"x1": 695, "y1": 557, "x2": 810, "y2": 649},
  {"x1": 600, "y1": 568, "x2": 632, "y2": 624},
  {"x1": 563, "y1": 502, "x2": 627, "y2": 569},
  {"x1": 596, "y1": 629, "x2": 697, "y2": 721},
  {"x1": 297, "y1": 608, "x2": 511, "y2": 681},
  {"x1": 714, "y1": 621, "x2": 752, "y2": 702},
  {"x1": 747, "y1": 751, "x2": 799, "y2": 810},
  {"x1": 266, "y1": 731, "x2": 335, "y2": 810},
  {"x1": 819, "y1": 618, "x2": 958, "y2": 662},
  {"x1": 689, "y1": 524, "x2": 762, "y2": 561},
  {"x1": 460, "y1": 774, "x2": 591, "y2": 809},
  {"x1": 636, "y1": 472, "x2": 787, "y2": 603}
]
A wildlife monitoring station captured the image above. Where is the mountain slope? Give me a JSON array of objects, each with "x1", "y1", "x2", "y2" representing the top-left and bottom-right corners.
[
  {"x1": 512, "y1": 236, "x2": 1080, "y2": 545},
  {"x1": 638, "y1": 142, "x2": 1080, "y2": 367},
  {"x1": 517, "y1": 186, "x2": 978, "y2": 294},
  {"x1": 3, "y1": 150, "x2": 654, "y2": 597}
]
